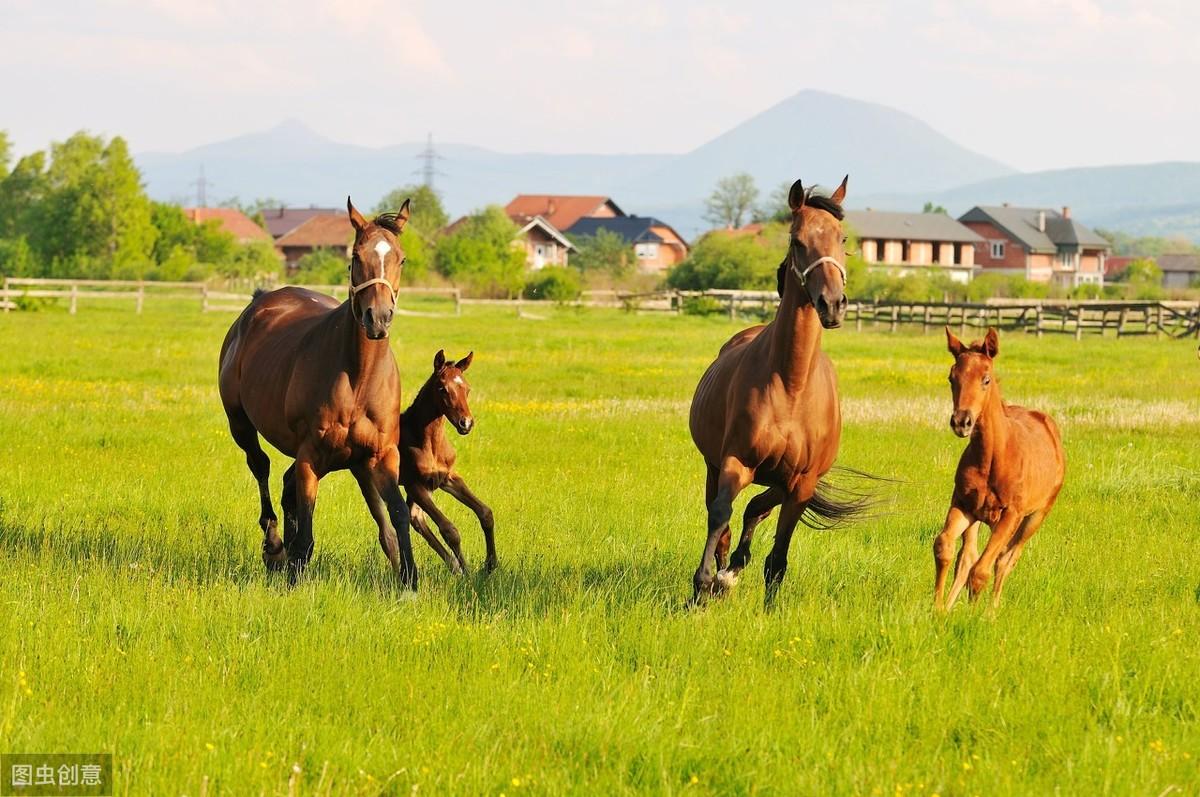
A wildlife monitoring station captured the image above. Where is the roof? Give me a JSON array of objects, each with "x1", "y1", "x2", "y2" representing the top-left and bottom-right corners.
[
  {"x1": 509, "y1": 214, "x2": 576, "y2": 250},
  {"x1": 274, "y1": 214, "x2": 354, "y2": 249},
  {"x1": 261, "y1": 207, "x2": 341, "y2": 238},
  {"x1": 844, "y1": 210, "x2": 983, "y2": 244},
  {"x1": 958, "y1": 206, "x2": 1109, "y2": 252},
  {"x1": 567, "y1": 216, "x2": 688, "y2": 247},
  {"x1": 185, "y1": 207, "x2": 272, "y2": 243},
  {"x1": 504, "y1": 195, "x2": 625, "y2": 231},
  {"x1": 1157, "y1": 254, "x2": 1200, "y2": 273},
  {"x1": 1104, "y1": 255, "x2": 1137, "y2": 278}
]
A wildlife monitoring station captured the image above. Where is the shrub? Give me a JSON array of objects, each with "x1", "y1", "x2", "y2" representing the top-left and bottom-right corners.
[
  {"x1": 522, "y1": 267, "x2": 581, "y2": 302},
  {"x1": 291, "y1": 249, "x2": 347, "y2": 285}
]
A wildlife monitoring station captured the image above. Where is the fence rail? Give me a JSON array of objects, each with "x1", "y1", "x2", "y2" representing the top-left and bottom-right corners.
[{"x1": 3, "y1": 277, "x2": 1198, "y2": 339}]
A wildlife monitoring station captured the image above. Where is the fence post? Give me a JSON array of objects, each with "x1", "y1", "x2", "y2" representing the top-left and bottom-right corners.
[
  {"x1": 136, "y1": 281, "x2": 145, "y2": 314},
  {"x1": 959, "y1": 307, "x2": 967, "y2": 336},
  {"x1": 454, "y1": 289, "x2": 462, "y2": 316},
  {"x1": 2, "y1": 276, "x2": 9, "y2": 313},
  {"x1": 1074, "y1": 306, "x2": 1083, "y2": 340},
  {"x1": 890, "y1": 305, "x2": 899, "y2": 333},
  {"x1": 855, "y1": 302, "x2": 863, "y2": 332},
  {"x1": 1036, "y1": 305, "x2": 1044, "y2": 339},
  {"x1": 69, "y1": 283, "x2": 78, "y2": 315},
  {"x1": 202, "y1": 285, "x2": 209, "y2": 313},
  {"x1": 728, "y1": 295, "x2": 736, "y2": 322},
  {"x1": 922, "y1": 305, "x2": 931, "y2": 334}
]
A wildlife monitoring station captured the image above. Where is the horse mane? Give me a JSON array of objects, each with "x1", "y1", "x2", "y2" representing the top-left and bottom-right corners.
[{"x1": 372, "y1": 212, "x2": 406, "y2": 235}]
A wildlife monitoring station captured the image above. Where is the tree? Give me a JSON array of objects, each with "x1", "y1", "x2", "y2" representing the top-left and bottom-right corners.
[
  {"x1": 568, "y1": 228, "x2": 631, "y2": 276},
  {"x1": 666, "y1": 224, "x2": 788, "y2": 291},
  {"x1": 373, "y1": 184, "x2": 448, "y2": 236},
  {"x1": 434, "y1": 206, "x2": 526, "y2": 297},
  {"x1": 703, "y1": 173, "x2": 759, "y2": 229},
  {"x1": 758, "y1": 181, "x2": 793, "y2": 224},
  {"x1": 923, "y1": 202, "x2": 948, "y2": 215}
]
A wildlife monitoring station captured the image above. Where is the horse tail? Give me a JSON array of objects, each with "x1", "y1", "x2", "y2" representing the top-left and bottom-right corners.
[{"x1": 801, "y1": 466, "x2": 891, "y2": 530}]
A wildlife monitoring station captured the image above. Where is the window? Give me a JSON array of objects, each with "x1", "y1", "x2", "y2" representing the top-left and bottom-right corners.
[
  {"x1": 635, "y1": 243, "x2": 658, "y2": 259},
  {"x1": 990, "y1": 241, "x2": 1005, "y2": 259}
]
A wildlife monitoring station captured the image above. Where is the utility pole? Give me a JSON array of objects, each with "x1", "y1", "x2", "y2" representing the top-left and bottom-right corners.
[
  {"x1": 413, "y1": 133, "x2": 445, "y2": 190},
  {"x1": 189, "y1": 164, "x2": 212, "y2": 207}
]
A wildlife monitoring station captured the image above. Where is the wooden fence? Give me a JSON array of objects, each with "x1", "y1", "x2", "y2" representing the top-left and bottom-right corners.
[{"x1": 3, "y1": 277, "x2": 1198, "y2": 340}]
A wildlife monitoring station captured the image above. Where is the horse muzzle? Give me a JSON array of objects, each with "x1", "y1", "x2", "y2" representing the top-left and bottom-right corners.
[
  {"x1": 816, "y1": 294, "x2": 848, "y2": 329},
  {"x1": 454, "y1": 416, "x2": 474, "y2": 436},
  {"x1": 361, "y1": 306, "x2": 394, "y2": 340},
  {"x1": 950, "y1": 411, "x2": 975, "y2": 438}
]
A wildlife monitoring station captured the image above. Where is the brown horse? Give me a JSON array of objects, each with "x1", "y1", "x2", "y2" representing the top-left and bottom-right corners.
[
  {"x1": 934, "y1": 327, "x2": 1065, "y2": 609},
  {"x1": 399, "y1": 349, "x2": 497, "y2": 574},
  {"x1": 218, "y1": 198, "x2": 417, "y2": 587},
  {"x1": 688, "y1": 176, "x2": 865, "y2": 604}
]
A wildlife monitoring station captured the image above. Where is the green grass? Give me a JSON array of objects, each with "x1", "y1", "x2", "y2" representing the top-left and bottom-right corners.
[{"x1": 1, "y1": 302, "x2": 1198, "y2": 796}]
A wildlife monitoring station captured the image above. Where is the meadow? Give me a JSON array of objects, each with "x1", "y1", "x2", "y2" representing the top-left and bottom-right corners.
[{"x1": 0, "y1": 300, "x2": 1198, "y2": 796}]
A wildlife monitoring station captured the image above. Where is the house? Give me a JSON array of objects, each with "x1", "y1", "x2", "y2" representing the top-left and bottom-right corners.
[
  {"x1": 260, "y1": 207, "x2": 341, "y2": 239},
  {"x1": 958, "y1": 205, "x2": 1109, "y2": 287},
  {"x1": 1157, "y1": 254, "x2": 1200, "y2": 289},
  {"x1": 845, "y1": 210, "x2": 982, "y2": 283},
  {"x1": 1104, "y1": 255, "x2": 1138, "y2": 281},
  {"x1": 567, "y1": 216, "x2": 690, "y2": 273},
  {"x1": 503, "y1": 195, "x2": 625, "y2": 231},
  {"x1": 274, "y1": 213, "x2": 353, "y2": 270},
  {"x1": 507, "y1": 214, "x2": 576, "y2": 269},
  {"x1": 183, "y1": 208, "x2": 273, "y2": 244}
]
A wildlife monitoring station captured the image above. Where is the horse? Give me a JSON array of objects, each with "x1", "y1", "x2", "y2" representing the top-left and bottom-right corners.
[
  {"x1": 687, "y1": 176, "x2": 866, "y2": 605},
  {"x1": 218, "y1": 197, "x2": 418, "y2": 588},
  {"x1": 399, "y1": 349, "x2": 497, "y2": 574},
  {"x1": 933, "y1": 327, "x2": 1065, "y2": 609}
]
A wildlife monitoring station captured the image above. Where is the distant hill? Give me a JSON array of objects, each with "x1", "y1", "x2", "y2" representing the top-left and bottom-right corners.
[
  {"x1": 135, "y1": 92, "x2": 1200, "y2": 243},
  {"x1": 856, "y1": 162, "x2": 1200, "y2": 242}
]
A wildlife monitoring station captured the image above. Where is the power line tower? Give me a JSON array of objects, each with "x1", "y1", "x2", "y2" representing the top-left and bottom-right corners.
[
  {"x1": 189, "y1": 164, "x2": 213, "y2": 207},
  {"x1": 413, "y1": 132, "x2": 445, "y2": 190}
]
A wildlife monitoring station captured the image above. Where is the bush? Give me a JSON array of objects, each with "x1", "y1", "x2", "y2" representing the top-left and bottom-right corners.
[
  {"x1": 681, "y1": 295, "x2": 725, "y2": 316},
  {"x1": 435, "y1": 207, "x2": 527, "y2": 298},
  {"x1": 291, "y1": 249, "x2": 347, "y2": 285},
  {"x1": 522, "y1": 266, "x2": 581, "y2": 302}
]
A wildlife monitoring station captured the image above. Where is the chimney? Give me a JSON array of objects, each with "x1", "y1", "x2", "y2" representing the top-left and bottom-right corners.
[
  {"x1": 547, "y1": 199, "x2": 557, "y2": 217},
  {"x1": 1002, "y1": 202, "x2": 1010, "y2": 208},
  {"x1": 1037, "y1": 211, "x2": 1046, "y2": 232},
  {"x1": 1062, "y1": 206, "x2": 1071, "y2": 219}
]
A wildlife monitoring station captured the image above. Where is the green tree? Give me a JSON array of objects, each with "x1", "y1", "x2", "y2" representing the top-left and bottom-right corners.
[
  {"x1": 922, "y1": 202, "x2": 948, "y2": 215},
  {"x1": 523, "y1": 266, "x2": 581, "y2": 301},
  {"x1": 703, "y1": 173, "x2": 759, "y2": 229},
  {"x1": 372, "y1": 185, "x2": 448, "y2": 236},
  {"x1": 434, "y1": 206, "x2": 526, "y2": 297},
  {"x1": 666, "y1": 224, "x2": 788, "y2": 290},
  {"x1": 0, "y1": 152, "x2": 47, "y2": 243},
  {"x1": 291, "y1": 248, "x2": 348, "y2": 285},
  {"x1": 759, "y1": 181, "x2": 793, "y2": 224},
  {"x1": 568, "y1": 228, "x2": 631, "y2": 276}
]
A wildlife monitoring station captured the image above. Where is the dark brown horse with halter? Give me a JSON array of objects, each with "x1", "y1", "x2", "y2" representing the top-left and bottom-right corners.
[
  {"x1": 218, "y1": 198, "x2": 417, "y2": 587},
  {"x1": 934, "y1": 327, "x2": 1065, "y2": 609},
  {"x1": 688, "y1": 176, "x2": 865, "y2": 605},
  {"x1": 399, "y1": 349, "x2": 497, "y2": 575}
]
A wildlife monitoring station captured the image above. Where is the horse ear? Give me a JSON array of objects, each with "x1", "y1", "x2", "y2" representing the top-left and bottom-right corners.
[
  {"x1": 945, "y1": 326, "x2": 965, "y2": 357},
  {"x1": 787, "y1": 179, "x2": 806, "y2": 212},
  {"x1": 433, "y1": 349, "x2": 446, "y2": 371},
  {"x1": 347, "y1": 196, "x2": 367, "y2": 232},
  {"x1": 831, "y1": 175, "x2": 848, "y2": 205},
  {"x1": 982, "y1": 327, "x2": 999, "y2": 359},
  {"x1": 394, "y1": 198, "x2": 412, "y2": 233},
  {"x1": 455, "y1": 351, "x2": 474, "y2": 371}
]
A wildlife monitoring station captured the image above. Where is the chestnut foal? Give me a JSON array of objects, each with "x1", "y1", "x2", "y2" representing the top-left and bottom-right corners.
[
  {"x1": 934, "y1": 327, "x2": 1065, "y2": 609},
  {"x1": 400, "y1": 350, "x2": 497, "y2": 574}
]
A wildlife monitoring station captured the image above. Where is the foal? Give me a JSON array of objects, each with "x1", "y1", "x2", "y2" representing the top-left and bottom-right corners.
[
  {"x1": 400, "y1": 350, "x2": 497, "y2": 574},
  {"x1": 934, "y1": 327, "x2": 1065, "y2": 609}
]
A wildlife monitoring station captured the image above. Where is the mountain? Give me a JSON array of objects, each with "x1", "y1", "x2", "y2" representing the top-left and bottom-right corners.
[
  {"x1": 135, "y1": 92, "x2": 1200, "y2": 242},
  {"x1": 856, "y1": 162, "x2": 1200, "y2": 241}
]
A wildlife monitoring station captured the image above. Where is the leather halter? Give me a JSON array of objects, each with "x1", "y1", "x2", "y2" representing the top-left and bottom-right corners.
[{"x1": 788, "y1": 239, "x2": 848, "y2": 288}]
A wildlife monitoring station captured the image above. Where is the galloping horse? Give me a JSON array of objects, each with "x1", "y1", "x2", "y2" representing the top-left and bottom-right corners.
[
  {"x1": 399, "y1": 349, "x2": 497, "y2": 575},
  {"x1": 218, "y1": 198, "x2": 417, "y2": 587},
  {"x1": 688, "y1": 176, "x2": 863, "y2": 604},
  {"x1": 933, "y1": 327, "x2": 1065, "y2": 609}
]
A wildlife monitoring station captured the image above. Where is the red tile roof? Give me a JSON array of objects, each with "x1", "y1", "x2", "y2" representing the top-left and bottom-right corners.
[
  {"x1": 274, "y1": 214, "x2": 354, "y2": 249},
  {"x1": 260, "y1": 207, "x2": 341, "y2": 238},
  {"x1": 184, "y1": 207, "x2": 272, "y2": 243},
  {"x1": 504, "y1": 195, "x2": 624, "y2": 231}
]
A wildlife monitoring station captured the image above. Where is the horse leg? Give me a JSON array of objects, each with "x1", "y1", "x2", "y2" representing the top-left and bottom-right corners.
[
  {"x1": 288, "y1": 457, "x2": 320, "y2": 584},
  {"x1": 762, "y1": 497, "x2": 806, "y2": 609},
  {"x1": 933, "y1": 506, "x2": 973, "y2": 609},
  {"x1": 967, "y1": 510, "x2": 1023, "y2": 601},
  {"x1": 407, "y1": 498, "x2": 462, "y2": 575},
  {"x1": 693, "y1": 461, "x2": 751, "y2": 603},
  {"x1": 715, "y1": 486, "x2": 784, "y2": 593},
  {"x1": 280, "y1": 462, "x2": 297, "y2": 556},
  {"x1": 442, "y1": 473, "x2": 498, "y2": 573},
  {"x1": 225, "y1": 407, "x2": 285, "y2": 571},
  {"x1": 410, "y1": 484, "x2": 467, "y2": 574},
  {"x1": 368, "y1": 451, "x2": 417, "y2": 590},
  {"x1": 991, "y1": 510, "x2": 1046, "y2": 607},
  {"x1": 944, "y1": 519, "x2": 981, "y2": 610}
]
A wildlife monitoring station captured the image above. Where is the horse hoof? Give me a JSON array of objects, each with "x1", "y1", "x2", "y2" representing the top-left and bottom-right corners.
[
  {"x1": 262, "y1": 542, "x2": 287, "y2": 572},
  {"x1": 714, "y1": 569, "x2": 739, "y2": 593}
]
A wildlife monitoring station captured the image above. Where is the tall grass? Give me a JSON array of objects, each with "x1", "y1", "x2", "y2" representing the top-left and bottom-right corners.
[{"x1": 0, "y1": 303, "x2": 1197, "y2": 795}]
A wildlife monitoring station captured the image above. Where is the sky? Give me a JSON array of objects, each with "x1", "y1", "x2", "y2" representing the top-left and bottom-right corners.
[{"x1": 2, "y1": 0, "x2": 1197, "y2": 173}]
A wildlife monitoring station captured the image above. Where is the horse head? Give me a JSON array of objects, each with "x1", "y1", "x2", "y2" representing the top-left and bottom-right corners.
[
  {"x1": 780, "y1": 175, "x2": 850, "y2": 329},
  {"x1": 347, "y1": 196, "x2": 409, "y2": 340}
]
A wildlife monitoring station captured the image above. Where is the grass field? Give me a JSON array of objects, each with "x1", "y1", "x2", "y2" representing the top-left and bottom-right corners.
[{"x1": 1, "y1": 301, "x2": 1198, "y2": 796}]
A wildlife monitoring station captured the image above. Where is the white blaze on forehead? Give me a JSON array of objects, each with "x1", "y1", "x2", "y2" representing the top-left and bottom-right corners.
[
  {"x1": 453, "y1": 376, "x2": 464, "y2": 385},
  {"x1": 373, "y1": 240, "x2": 391, "y2": 279}
]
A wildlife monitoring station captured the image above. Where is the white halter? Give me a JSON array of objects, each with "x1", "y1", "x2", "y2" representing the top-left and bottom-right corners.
[{"x1": 791, "y1": 253, "x2": 847, "y2": 287}]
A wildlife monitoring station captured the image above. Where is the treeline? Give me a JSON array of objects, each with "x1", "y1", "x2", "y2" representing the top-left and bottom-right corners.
[{"x1": 0, "y1": 131, "x2": 278, "y2": 281}]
